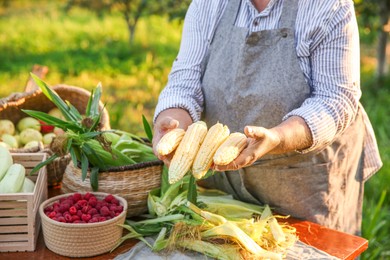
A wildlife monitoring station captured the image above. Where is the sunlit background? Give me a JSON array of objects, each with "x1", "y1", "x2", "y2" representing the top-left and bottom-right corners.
[{"x1": 0, "y1": 1, "x2": 389, "y2": 258}]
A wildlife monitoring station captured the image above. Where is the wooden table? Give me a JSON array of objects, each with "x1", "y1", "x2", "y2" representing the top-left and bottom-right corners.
[{"x1": 0, "y1": 188, "x2": 368, "y2": 260}]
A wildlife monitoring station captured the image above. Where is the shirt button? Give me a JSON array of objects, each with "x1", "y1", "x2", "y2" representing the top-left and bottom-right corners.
[{"x1": 253, "y1": 20, "x2": 259, "y2": 26}]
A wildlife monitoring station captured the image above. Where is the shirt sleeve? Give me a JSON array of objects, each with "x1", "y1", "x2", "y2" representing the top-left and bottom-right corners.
[
  {"x1": 153, "y1": 1, "x2": 213, "y2": 123},
  {"x1": 284, "y1": 1, "x2": 361, "y2": 152}
]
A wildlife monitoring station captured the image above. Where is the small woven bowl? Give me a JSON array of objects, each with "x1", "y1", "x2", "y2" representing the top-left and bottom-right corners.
[{"x1": 39, "y1": 192, "x2": 127, "y2": 258}]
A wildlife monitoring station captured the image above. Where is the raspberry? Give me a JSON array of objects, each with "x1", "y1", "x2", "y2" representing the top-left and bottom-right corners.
[
  {"x1": 77, "y1": 199, "x2": 88, "y2": 207},
  {"x1": 77, "y1": 210, "x2": 83, "y2": 217},
  {"x1": 88, "y1": 198, "x2": 97, "y2": 208},
  {"x1": 88, "y1": 208, "x2": 98, "y2": 216},
  {"x1": 116, "y1": 205, "x2": 124, "y2": 213},
  {"x1": 81, "y1": 205, "x2": 91, "y2": 214},
  {"x1": 72, "y1": 193, "x2": 82, "y2": 202},
  {"x1": 104, "y1": 194, "x2": 115, "y2": 203},
  {"x1": 48, "y1": 211, "x2": 56, "y2": 219},
  {"x1": 89, "y1": 217, "x2": 99, "y2": 223},
  {"x1": 57, "y1": 216, "x2": 66, "y2": 223},
  {"x1": 69, "y1": 206, "x2": 77, "y2": 215},
  {"x1": 99, "y1": 206, "x2": 110, "y2": 216},
  {"x1": 81, "y1": 213, "x2": 92, "y2": 222},
  {"x1": 109, "y1": 205, "x2": 117, "y2": 212},
  {"x1": 111, "y1": 198, "x2": 119, "y2": 205},
  {"x1": 83, "y1": 192, "x2": 93, "y2": 200},
  {"x1": 64, "y1": 214, "x2": 72, "y2": 223},
  {"x1": 98, "y1": 217, "x2": 107, "y2": 222},
  {"x1": 44, "y1": 205, "x2": 53, "y2": 213},
  {"x1": 71, "y1": 215, "x2": 80, "y2": 222}
]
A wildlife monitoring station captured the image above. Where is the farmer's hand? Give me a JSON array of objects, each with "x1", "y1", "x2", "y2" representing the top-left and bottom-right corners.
[
  {"x1": 152, "y1": 108, "x2": 193, "y2": 166},
  {"x1": 213, "y1": 126, "x2": 281, "y2": 171},
  {"x1": 213, "y1": 116, "x2": 313, "y2": 171}
]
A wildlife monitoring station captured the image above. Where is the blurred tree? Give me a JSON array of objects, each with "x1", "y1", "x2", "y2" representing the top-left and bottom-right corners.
[
  {"x1": 65, "y1": 0, "x2": 191, "y2": 44},
  {"x1": 355, "y1": 0, "x2": 390, "y2": 83}
]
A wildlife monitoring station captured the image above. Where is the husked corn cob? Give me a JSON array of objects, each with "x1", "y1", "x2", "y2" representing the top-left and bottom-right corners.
[
  {"x1": 168, "y1": 121, "x2": 208, "y2": 184},
  {"x1": 156, "y1": 128, "x2": 186, "y2": 156},
  {"x1": 213, "y1": 132, "x2": 247, "y2": 166},
  {"x1": 192, "y1": 122, "x2": 230, "y2": 179}
]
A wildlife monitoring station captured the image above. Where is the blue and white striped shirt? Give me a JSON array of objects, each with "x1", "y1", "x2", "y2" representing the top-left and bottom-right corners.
[{"x1": 154, "y1": 0, "x2": 382, "y2": 178}]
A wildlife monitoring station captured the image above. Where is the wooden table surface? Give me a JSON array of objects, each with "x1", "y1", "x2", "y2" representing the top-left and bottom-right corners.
[{"x1": 0, "y1": 187, "x2": 368, "y2": 260}]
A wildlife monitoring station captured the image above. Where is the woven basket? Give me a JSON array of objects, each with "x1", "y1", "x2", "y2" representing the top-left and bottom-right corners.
[
  {"x1": 0, "y1": 84, "x2": 111, "y2": 186},
  {"x1": 61, "y1": 160, "x2": 163, "y2": 217},
  {"x1": 39, "y1": 192, "x2": 127, "y2": 258}
]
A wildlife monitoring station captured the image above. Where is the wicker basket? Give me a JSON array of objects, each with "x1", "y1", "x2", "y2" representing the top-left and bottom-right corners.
[
  {"x1": 61, "y1": 160, "x2": 163, "y2": 217},
  {"x1": 39, "y1": 192, "x2": 127, "y2": 258},
  {"x1": 0, "y1": 84, "x2": 111, "y2": 186}
]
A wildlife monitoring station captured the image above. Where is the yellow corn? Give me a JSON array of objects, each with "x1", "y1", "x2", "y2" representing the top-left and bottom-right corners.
[
  {"x1": 156, "y1": 128, "x2": 186, "y2": 156},
  {"x1": 192, "y1": 122, "x2": 230, "y2": 179},
  {"x1": 213, "y1": 132, "x2": 247, "y2": 166},
  {"x1": 168, "y1": 121, "x2": 208, "y2": 184}
]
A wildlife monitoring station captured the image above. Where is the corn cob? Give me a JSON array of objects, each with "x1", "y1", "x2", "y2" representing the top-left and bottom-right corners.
[
  {"x1": 213, "y1": 132, "x2": 247, "y2": 166},
  {"x1": 156, "y1": 128, "x2": 186, "y2": 156},
  {"x1": 192, "y1": 122, "x2": 230, "y2": 179},
  {"x1": 168, "y1": 121, "x2": 208, "y2": 184}
]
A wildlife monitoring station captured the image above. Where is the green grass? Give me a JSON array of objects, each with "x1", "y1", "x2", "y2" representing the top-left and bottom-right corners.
[{"x1": 0, "y1": 2, "x2": 389, "y2": 259}]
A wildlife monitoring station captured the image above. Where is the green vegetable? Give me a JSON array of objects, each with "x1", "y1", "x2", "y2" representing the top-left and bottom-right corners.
[
  {"x1": 0, "y1": 163, "x2": 25, "y2": 193},
  {"x1": 0, "y1": 146, "x2": 13, "y2": 181},
  {"x1": 22, "y1": 177, "x2": 35, "y2": 193},
  {"x1": 22, "y1": 74, "x2": 157, "y2": 191}
]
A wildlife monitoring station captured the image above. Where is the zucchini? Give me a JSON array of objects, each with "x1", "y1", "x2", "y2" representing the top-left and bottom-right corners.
[
  {"x1": 0, "y1": 146, "x2": 13, "y2": 181},
  {"x1": 0, "y1": 163, "x2": 25, "y2": 193}
]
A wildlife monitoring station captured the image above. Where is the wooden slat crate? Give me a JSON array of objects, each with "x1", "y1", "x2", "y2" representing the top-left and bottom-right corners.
[{"x1": 0, "y1": 153, "x2": 48, "y2": 252}]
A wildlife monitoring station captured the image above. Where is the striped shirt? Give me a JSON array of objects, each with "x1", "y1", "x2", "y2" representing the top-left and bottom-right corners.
[{"x1": 154, "y1": 0, "x2": 382, "y2": 178}]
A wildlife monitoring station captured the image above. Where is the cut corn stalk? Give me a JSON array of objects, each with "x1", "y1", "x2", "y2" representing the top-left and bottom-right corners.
[
  {"x1": 168, "y1": 121, "x2": 208, "y2": 184},
  {"x1": 213, "y1": 132, "x2": 247, "y2": 166},
  {"x1": 192, "y1": 122, "x2": 230, "y2": 179},
  {"x1": 177, "y1": 239, "x2": 242, "y2": 260},
  {"x1": 202, "y1": 221, "x2": 282, "y2": 260},
  {"x1": 156, "y1": 128, "x2": 186, "y2": 156}
]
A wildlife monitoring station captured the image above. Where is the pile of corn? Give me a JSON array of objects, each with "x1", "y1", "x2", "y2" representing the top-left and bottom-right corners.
[
  {"x1": 156, "y1": 121, "x2": 247, "y2": 184},
  {"x1": 115, "y1": 121, "x2": 298, "y2": 259}
]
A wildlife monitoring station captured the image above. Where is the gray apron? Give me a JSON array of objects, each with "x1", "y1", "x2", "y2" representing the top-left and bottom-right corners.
[{"x1": 200, "y1": 0, "x2": 365, "y2": 235}]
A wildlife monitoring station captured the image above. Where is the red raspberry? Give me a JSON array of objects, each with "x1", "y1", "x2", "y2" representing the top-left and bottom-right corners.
[
  {"x1": 81, "y1": 205, "x2": 91, "y2": 214},
  {"x1": 89, "y1": 217, "x2": 99, "y2": 223},
  {"x1": 48, "y1": 211, "x2": 56, "y2": 219},
  {"x1": 77, "y1": 199, "x2": 88, "y2": 207},
  {"x1": 88, "y1": 198, "x2": 97, "y2": 208},
  {"x1": 64, "y1": 214, "x2": 73, "y2": 223},
  {"x1": 98, "y1": 217, "x2": 107, "y2": 222},
  {"x1": 111, "y1": 198, "x2": 119, "y2": 205},
  {"x1": 72, "y1": 193, "x2": 82, "y2": 202},
  {"x1": 81, "y1": 213, "x2": 92, "y2": 222},
  {"x1": 99, "y1": 206, "x2": 110, "y2": 216},
  {"x1": 69, "y1": 206, "x2": 77, "y2": 215},
  {"x1": 88, "y1": 208, "x2": 98, "y2": 216},
  {"x1": 57, "y1": 216, "x2": 66, "y2": 223},
  {"x1": 77, "y1": 210, "x2": 83, "y2": 217},
  {"x1": 104, "y1": 194, "x2": 115, "y2": 203},
  {"x1": 71, "y1": 215, "x2": 80, "y2": 222},
  {"x1": 116, "y1": 205, "x2": 124, "y2": 213},
  {"x1": 44, "y1": 205, "x2": 53, "y2": 213},
  {"x1": 83, "y1": 192, "x2": 93, "y2": 200},
  {"x1": 73, "y1": 220, "x2": 83, "y2": 223}
]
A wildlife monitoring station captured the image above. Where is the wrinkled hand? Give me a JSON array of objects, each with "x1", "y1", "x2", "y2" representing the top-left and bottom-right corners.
[{"x1": 213, "y1": 126, "x2": 281, "y2": 171}]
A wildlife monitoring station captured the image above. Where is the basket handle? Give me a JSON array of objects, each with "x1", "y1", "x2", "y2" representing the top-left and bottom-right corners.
[{"x1": 24, "y1": 64, "x2": 49, "y2": 93}]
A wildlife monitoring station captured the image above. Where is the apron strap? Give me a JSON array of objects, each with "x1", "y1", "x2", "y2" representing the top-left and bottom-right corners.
[
  {"x1": 219, "y1": 0, "x2": 243, "y2": 33},
  {"x1": 279, "y1": 0, "x2": 299, "y2": 29}
]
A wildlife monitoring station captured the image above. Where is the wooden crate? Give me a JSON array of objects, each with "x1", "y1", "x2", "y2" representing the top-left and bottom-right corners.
[{"x1": 0, "y1": 153, "x2": 48, "y2": 252}]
